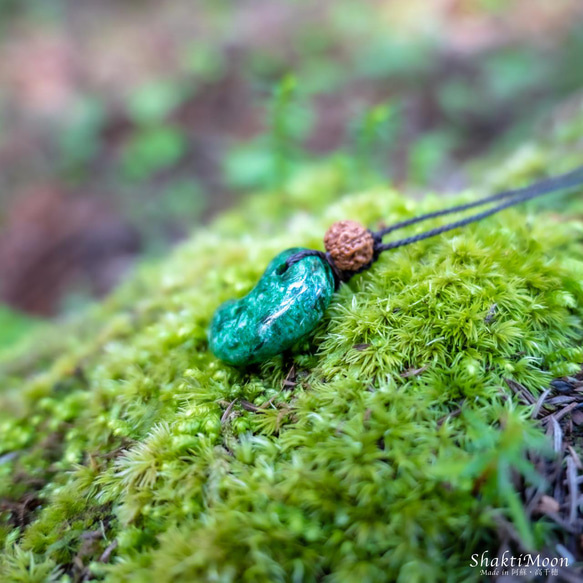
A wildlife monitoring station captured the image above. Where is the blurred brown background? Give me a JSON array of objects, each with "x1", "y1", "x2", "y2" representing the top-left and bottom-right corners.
[{"x1": 1, "y1": 0, "x2": 582, "y2": 344}]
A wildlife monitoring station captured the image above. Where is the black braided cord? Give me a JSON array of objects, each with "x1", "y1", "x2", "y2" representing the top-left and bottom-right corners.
[
  {"x1": 376, "y1": 165, "x2": 583, "y2": 238},
  {"x1": 287, "y1": 165, "x2": 583, "y2": 285}
]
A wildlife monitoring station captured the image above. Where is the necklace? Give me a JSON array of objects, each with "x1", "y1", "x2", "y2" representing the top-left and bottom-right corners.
[{"x1": 209, "y1": 167, "x2": 583, "y2": 366}]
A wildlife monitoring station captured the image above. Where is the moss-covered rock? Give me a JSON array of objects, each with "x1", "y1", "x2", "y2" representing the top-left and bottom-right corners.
[{"x1": 0, "y1": 103, "x2": 582, "y2": 582}]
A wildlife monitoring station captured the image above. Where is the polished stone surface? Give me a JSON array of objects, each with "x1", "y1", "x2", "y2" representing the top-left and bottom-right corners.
[{"x1": 209, "y1": 248, "x2": 335, "y2": 365}]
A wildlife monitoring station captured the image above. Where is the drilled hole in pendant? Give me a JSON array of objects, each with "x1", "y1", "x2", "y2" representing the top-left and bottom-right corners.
[{"x1": 276, "y1": 262, "x2": 289, "y2": 276}]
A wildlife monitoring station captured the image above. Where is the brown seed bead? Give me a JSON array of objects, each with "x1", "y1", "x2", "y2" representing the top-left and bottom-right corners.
[{"x1": 324, "y1": 220, "x2": 375, "y2": 272}]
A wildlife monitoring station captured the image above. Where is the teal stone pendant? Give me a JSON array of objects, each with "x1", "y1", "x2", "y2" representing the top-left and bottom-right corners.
[{"x1": 209, "y1": 248, "x2": 336, "y2": 366}]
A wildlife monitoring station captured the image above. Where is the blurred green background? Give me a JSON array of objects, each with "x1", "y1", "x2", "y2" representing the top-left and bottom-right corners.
[{"x1": 1, "y1": 0, "x2": 582, "y2": 347}]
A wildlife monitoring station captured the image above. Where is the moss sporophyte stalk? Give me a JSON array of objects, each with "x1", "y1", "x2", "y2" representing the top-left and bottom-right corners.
[
  {"x1": 209, "y1": 166, "x2": 583, "y2": 366},
  {"x1": 1, "y1": 116, "x2": 583, "y2": 581}
]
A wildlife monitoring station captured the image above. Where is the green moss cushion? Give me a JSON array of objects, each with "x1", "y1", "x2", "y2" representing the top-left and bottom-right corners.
[{"x1": 0, "y1": 122, "x2": 582, "y2": 581}]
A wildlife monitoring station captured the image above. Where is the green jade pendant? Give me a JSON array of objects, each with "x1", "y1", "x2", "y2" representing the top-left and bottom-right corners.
[{"x1": 209, "y1": 248, "x2": 336, "y2": 366}]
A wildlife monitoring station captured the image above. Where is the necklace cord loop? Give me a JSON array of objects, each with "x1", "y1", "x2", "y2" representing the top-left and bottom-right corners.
[
  {"x1": 373, "y1": 166, "x2": 583, "y2": 253},
  {"x1": 286, "y1": 165, "x2": 583, "y2": 285},
  {"x1": 284, "y1": 249, "x2": 349, "y2": 288},
  {"x1": 375, "y1": 165, "x2": 583, "y2": 239}
]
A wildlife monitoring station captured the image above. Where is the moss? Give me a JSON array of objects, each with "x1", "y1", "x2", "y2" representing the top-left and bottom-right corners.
[{"x1": 0, "y1": 104, "x2": 582, "y2": 581}]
